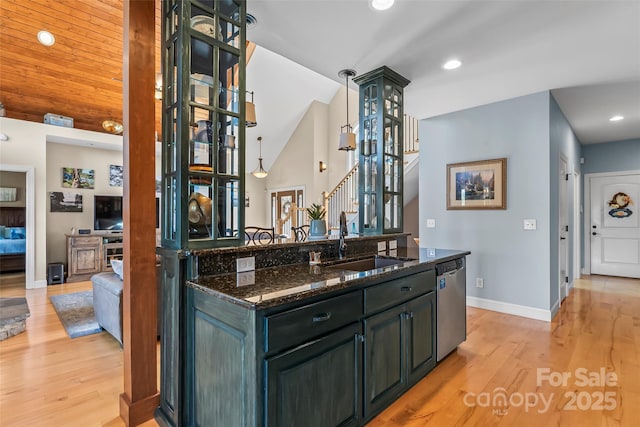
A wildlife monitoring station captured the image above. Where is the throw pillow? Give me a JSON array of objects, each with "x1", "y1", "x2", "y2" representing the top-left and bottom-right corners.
[
  {"x1": 0, "y1": 226, "x2": 5, "y2": 239},
  {"x1": 9, "y1": 227, "x2": 25, "y2": 239},
  {"x1": 111, "y1": 259, "x2": 124, "y2": 280}
]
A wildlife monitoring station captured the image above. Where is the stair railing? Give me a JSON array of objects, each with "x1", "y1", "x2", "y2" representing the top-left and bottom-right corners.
[{"x1": 323, "y1": 114, "x2": 419, "y2": 229}]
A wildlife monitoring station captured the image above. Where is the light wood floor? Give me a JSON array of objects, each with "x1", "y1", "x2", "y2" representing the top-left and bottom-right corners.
[{"x1": 1, "y1": 274, "x2": 638, "y2": 426}]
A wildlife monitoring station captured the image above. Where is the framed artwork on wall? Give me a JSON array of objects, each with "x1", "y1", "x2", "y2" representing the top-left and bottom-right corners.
[
  {"x1": 446, "y1": 158, "x2": 507, "y2": 210},
  {"x1": 109, "y1": 165, "x2": 123, "y2": 187},
  {"x1": 50, "y1": 192, "x2": 83, "y2": 212},
  {"x1": 62, "y1": 167, "x2": 95, "y2": 189}
]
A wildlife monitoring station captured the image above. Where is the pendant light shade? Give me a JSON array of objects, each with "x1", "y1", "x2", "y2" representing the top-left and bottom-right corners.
[
  {"x1": 338, "y1": 69, "x2": 357, "y2": 151},
  {"x1": 246, "y1": 91, "x2": 257, "y2": 127},
  {"x1": 252, "y1": 136, "x2": 268, "y2": 178}
]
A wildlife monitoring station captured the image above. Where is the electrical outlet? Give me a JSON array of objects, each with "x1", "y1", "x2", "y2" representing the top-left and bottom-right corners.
[
  {"x1": 426, "y1": 219, "x2": 436, "y2": 228},
  {"x1": 236, "y1": 271, "x2": 255, "y2": 286},
  {"x1": 476, "y1": 277, "x2": 484, "y2": 288},
  {"x1": 377, "y1": 241, "x2": 387, "y2": 252},
  {"x1": 236, "y1": 256, "x2": 255, "y2": 273},
  {"x1": 388, "y1": 240, "x2": 397, "y2": 250},
  {"x1": 524, "y1": 219, "x2": 537, "y2": 230}
]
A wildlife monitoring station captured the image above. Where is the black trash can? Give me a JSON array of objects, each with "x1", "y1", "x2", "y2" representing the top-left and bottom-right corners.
[{"x1": 47, "y1": 263, "x2": 65, "y2": 285}]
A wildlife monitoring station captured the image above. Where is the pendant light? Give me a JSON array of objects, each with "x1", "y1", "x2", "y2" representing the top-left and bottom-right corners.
[
  {"x1": 338, "y1": 69, "x2": 357, "y2": 151},
  {"x1": 252, "y1": 136, "x2": 268, "y2": 178},
  {"x1": 246, "y1": 91, "x2": 257, "y2": 127}
]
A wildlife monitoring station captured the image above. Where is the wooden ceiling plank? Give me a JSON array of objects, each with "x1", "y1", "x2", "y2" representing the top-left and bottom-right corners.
[
  {"x1": 0, "y1": 29, "x2": 123, "y2": 75},
  {"x1": 2, "y1": 2, "x2": 125, "y2": 49},
  {"x1": 0, "y1": 51, "x2": 124, "y2": 92}
]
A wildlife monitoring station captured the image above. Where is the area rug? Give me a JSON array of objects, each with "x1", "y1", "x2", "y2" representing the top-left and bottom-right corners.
[{"x1": 49, "y1": 291, "x2": 102, "y2": 338}]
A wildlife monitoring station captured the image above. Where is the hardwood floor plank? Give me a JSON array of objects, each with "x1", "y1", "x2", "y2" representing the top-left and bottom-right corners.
[{"x1": 1, "y1": 274, "x2": 639, "y2": 426}]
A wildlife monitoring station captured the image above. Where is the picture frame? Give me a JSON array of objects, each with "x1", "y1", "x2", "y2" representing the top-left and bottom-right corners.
[
  {"x1": 109, "y1": 165, "x2": 123, "y2": 187},
  {"x1": 50, "y1": 191, "x2": 83, "y2": 212},
  {"x1": 62, "y1": 167, "x2": 95, "y2": 189},
  {"x1": 446, "y1": 158, "x2": 507, "y2": 210}
]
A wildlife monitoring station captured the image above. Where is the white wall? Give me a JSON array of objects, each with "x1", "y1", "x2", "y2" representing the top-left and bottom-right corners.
[
  {"x1": 419, "y1": 92, "x2": 552, "y2": 314},
  {"x1": 549, "y1": 95, "x2": 582, "y2": 308},
  {"x1": 0, "y1": 117, "x2": 121, "y2": 286},
  {"x1": 45, "y1": 143, "x2": 123, "y2": 265},
  {"x1": 254, "y1": 101, "x2": 329, "y2": 226}
]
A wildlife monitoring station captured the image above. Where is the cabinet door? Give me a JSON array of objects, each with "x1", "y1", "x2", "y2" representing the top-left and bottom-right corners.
[
  {"x1": 70, "y1": 245, "x2": 101, "y2": 275},
  {"x1": 363, "y1": 303, "x2": 405, "y2": 418},
  {"x1": 406, "y1": 292, "x2": 436, "y2": 386},
  {"x1": 265, "y1": 322, "x2": 362, "y2": 427}
]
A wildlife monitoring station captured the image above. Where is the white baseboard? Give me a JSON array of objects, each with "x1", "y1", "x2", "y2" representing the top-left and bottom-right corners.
[
  {"x1": 466, "y1": 296, "x2": 553, "y2": 322},
  {"x1": 27, "y1": 279, "x2": 48, "y2": 289}
]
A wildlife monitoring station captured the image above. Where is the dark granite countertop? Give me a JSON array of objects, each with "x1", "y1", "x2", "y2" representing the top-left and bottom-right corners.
[{"x1": 188, "y1": 248, "x2": 470, "y2": 310}]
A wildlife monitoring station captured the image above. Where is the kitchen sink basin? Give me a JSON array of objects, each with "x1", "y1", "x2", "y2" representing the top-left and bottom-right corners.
[{"x1": 326, "y1": 256, "x2": 405, "y2": 272}]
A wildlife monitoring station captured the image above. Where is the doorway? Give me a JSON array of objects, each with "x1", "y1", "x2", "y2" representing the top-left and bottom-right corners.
[
  {"x1": 585, "y1": 171, "x2": 640, "y2": 278},
  {"x1": 0, "y1": 165, "x2": 36, "y2": 289},
  {"x1": 558, "y1": 155, "x2": 569, "y2": 304},
  {"x1": 270, "y1": 187, "x2": 305, "y2": 237}
]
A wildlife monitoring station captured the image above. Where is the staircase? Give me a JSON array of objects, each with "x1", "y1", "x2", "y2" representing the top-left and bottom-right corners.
[{"x1": 323, "y1": 114, "x2": 420, "y2": 229}]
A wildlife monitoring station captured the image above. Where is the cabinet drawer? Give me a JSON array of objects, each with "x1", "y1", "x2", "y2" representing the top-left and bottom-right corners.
[
  {"x1": 265, "y1": 291, "x2": 362, "y2": 354},
  {"x1": 364, "y1": 270, "x2": 435, "y2": 315},
  {"x1": 68, "y1": 236, "x2": 101, "y2": 246}
]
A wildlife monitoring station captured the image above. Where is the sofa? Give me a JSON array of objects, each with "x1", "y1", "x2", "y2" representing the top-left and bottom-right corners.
[{"x1": 91, "y1": 261, "x2": 162, "y2": 345}]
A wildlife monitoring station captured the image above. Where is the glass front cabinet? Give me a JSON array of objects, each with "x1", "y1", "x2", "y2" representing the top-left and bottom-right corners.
[
  {"x1": 161, "y1": 0, "x2": 246, "y2": 249},
  {"x1": 354, "y1": 67, "x2": 410, "y2": 235}
]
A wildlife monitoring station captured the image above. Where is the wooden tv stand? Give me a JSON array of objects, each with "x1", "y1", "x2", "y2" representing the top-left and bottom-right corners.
[{"x1": 66, "y1": 233, "x2": 124, "y2": 282}]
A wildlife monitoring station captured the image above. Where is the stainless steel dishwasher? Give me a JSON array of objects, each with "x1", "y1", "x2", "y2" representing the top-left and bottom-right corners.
[{"x1": 436, "y1": 257, "x2": 467, "y2": 361}]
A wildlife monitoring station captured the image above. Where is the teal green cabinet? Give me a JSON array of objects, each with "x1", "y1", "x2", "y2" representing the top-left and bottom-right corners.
[
  {"x1": 363, "y1": 290, "x2": 436, "y2": 419},
  {"x1": 265, "y1": 323, "x2": 363, "y2": 427},
  {"x1": 175, "y1": 267, "x2": 437, "y2": 427},
  {"x1": 406, "y1": 292, "x2": 437, "y2": 386},
  {"x1": 363, "y1": 303, "x2": 406, "y2": 417}
]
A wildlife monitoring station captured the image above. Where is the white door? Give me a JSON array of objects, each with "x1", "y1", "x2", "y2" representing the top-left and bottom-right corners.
[
  {"x1": 559, "y1": 157, "x2": 569, "y2": 301},
  {"x1": 590, "y1": 173, "x2": 640, "y2": 278}
]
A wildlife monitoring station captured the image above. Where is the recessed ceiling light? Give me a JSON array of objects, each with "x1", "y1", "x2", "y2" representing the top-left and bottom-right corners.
[
  {"x1": 443, "y1": 59, "x2": 462, "y2": 70},
  {"x1": 37, "y1": 30, "x2": 55, "y2": 46},
  {"x1": 371, "y1": 0, "x2": 395, "y2": 11},
  {"x1": 609, "y1": 115, "x2": 624, "y2": 122}
]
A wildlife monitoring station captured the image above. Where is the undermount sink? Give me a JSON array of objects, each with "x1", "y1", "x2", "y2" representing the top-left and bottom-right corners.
[{"x1": 325, "y1": 256, "x2": 405, "y2": 272}]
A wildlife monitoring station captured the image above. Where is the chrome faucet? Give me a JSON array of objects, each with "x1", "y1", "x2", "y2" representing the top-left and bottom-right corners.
[{"x1": 339, "y1": 211, "x2": 348, "y2": 259}]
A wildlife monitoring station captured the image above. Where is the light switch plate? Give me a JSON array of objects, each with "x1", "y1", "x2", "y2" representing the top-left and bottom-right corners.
[
  {"x1": 377, "y1": 241, "x2": 387, "y2": 252},
  {"x1": 236, "y1": 256, "x2": 255, "y2": 272},
  {"x1": 388, "y1": 240, "x2": 397, "y2": 249},
  {"x1": 524, "y1": 219, "x2": 537, "y2": 230},
  {"x1": 426, "y1": 219, "x2": 436, "y2": 228}
]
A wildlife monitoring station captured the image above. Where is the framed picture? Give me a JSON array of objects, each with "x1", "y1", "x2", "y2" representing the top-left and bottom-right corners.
[
  {"x1": 62, "y1": 167, "x2": 95, "y2": 189},
  {"x1": 446, "y1": 158, "x2": 507, "y2": 210},
  {"x1": 50, "y1": 192, "x2": 83, "y2": 212},
  {"x1": 109, "y1": 165, "x2": 123, "y2": 187}
]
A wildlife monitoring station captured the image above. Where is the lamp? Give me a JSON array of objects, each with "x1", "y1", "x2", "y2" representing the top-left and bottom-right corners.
[
  {"x1": 319, "y1": 161, "x2": 327, "y2": 172},
  {"x1": 252, "y1": 136, "x2": 268, "y2": 178},
  {"x1": 338, "y1": 69, "x2": 356, "y2": 151},
  {"x1": 246, "y1": 91, "x2": 257, "y2": 127}
]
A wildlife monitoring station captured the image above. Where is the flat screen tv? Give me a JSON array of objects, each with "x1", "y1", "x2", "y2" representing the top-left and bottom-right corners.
[{"x1": 94, "y1": 195, "x2": 123, "y2": 231}]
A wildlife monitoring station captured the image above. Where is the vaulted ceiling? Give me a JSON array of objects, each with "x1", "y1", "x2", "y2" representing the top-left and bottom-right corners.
[{"x1": 1, "y1": 0, "x2": 639, "y2": 146}]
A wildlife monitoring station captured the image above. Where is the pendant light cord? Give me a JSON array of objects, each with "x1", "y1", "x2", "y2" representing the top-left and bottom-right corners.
[{"x1": 345, "y1": 73, "x2": 349, "y2": 130}]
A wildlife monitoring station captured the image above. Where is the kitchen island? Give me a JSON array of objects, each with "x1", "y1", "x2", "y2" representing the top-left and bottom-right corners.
[{"x1": 155, "y1": 236, "x2": 468, "y2": 427}]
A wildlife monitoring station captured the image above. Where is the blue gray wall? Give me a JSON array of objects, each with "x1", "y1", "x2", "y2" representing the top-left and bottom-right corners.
[
  {"x1": 581, "y1": 138, "x2": 640, "y2": 175},
  {"x1": 549, "y1": 95, "x2": 582, "y2": 307},
  {"x1": 419, "y1": 91, "x2": 551, "y2": 311}
]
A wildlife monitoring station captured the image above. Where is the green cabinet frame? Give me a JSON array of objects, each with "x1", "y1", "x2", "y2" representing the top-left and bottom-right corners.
[
  {"x1": 160, "y1": 0, "x2": 247, "y2": 250},
  {"x1": 354, "y1": 66, "x2": 410, "y2": 235}
]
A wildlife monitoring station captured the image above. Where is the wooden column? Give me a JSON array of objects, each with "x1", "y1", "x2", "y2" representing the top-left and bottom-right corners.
[{"x1": 120, "y1": 0, "x2": 159, "y2": 425}]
